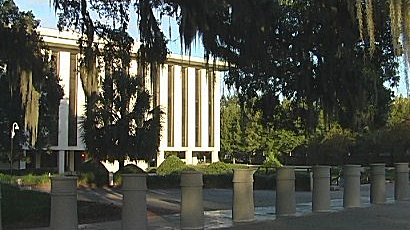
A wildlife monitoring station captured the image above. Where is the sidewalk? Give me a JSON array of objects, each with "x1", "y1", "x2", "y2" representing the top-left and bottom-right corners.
[
  {"x1": 31, "y1": 197, "x2": 410, "y2": 230},
  {"x1": 28, "y1": 184, "x2": 409, "y2": 230},
  {"x1": 226, "y1": 202, "x2": 410, "y2": 230}
]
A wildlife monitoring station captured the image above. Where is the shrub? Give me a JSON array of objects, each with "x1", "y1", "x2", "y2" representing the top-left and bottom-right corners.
[
  {"x1": 204, "y1": 162, "x2": 233, "y2": 174},
  {"x1": 113, "y1": 164, "x2": 146, "y2": 185},
  {"x1": 157, "y1": 155, "x2": 190, "y2": 175},
  {"x1": 78, "y1": 160, "x2": 108, "y2": 187},
  {"x1": 200, "y1": 162, "x2": 249, "y2": 174}
]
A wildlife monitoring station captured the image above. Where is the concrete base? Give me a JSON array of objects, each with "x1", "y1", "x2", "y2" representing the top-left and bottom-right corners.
[
  {"x1": 276, "y1": 166, "x2": 296, "y2": 216},
  {"x1": 370, "y1": 164, "x2": 386, "y2": 204},
  {"x1": 312, "y1": 166, "x2": 331, "y2": 212},
  {"x1": 232, "y1": 169, "x2": 255, "y2": 222},
  {"x1": 343, "y1": 165, "x2": 361, "y2": 208},
  {"x1": 50, "y1": 176, "x2": 78, "y2": 230},
  {"x1": 180, "y1": 171, "x2": 204, "y2": 229},
  {"x1": 121, "y1": 174, "x2": 147, "y2": 230},
  {"x1": 394, "y1": 163, "x2": 409, "y2": 201}
]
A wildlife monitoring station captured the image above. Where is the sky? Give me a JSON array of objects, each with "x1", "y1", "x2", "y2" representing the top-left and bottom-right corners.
[
  {"x1": 13, "y1": 0, "x2": 204, "y2": 57},
  {"x1": 12, "y1": 0, "x2": 408, "y2": 97}
]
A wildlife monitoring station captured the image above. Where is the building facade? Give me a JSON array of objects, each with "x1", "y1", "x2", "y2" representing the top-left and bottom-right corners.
[{"x1": 33, "y1": 28, "x2": 222, "y2": 173}]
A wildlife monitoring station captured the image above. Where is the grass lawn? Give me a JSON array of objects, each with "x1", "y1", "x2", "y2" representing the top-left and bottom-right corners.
[
  {"x1": 2, "y1": 183, "x2": 50, "y2": 229},
  {"x1": 1, "y1": 184, "x2": 121, "y2": 229}
]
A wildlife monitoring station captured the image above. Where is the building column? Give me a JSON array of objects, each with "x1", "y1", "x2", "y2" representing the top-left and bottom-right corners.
[
  {"x1": 185, "y1": 150, "x2": 193, "y2": 165},
  {"x1": 157, "y1": 150, "x2": 165, "y2": 167},
  {"x1": 35, "y1": 152, "x2": 41, "y2": 169},
  {"x1": 19, "y1": 150, "x2": 27, "y2": 170},
  {"x1": 211, "y1": 151, "x2": 219, "y2": 163},
  {"x1": 58, "y1": 150, "x2": 65, "y2": 174},
  {"x1": 68, "y1": 150, "x2": 75, "y2": 172}
]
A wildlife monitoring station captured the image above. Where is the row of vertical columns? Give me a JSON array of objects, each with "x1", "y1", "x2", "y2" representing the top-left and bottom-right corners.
[{"x1": 44, "y1": 163, "x2": 409, "y2": 230}]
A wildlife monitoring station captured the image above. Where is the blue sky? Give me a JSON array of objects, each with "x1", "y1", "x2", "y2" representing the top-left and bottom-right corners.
[
  {"x1": 13, "y1": 0, "x2": 204, "y2": 57},
  {"x1": 13, "y1": 0, "x2": 408, "y2": 97}
]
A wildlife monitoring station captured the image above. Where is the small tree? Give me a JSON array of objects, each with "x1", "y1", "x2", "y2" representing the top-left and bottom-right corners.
[{"x1": 81, "y1": 29, "x2": 162, "y2": 167}]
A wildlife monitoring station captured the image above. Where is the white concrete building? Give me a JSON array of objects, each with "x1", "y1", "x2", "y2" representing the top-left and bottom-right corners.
[{"x1": 31, "y1": 28, "x2": 223, "y2": 173}]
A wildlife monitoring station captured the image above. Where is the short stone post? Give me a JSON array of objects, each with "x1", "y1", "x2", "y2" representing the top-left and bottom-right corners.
[
  {"x1": 0, "y1": 183, "x2": 2, "y2": 230},
  {"x1": 343, "y1": 165, "x2": 361, "y2": 208},
  {"x1": 312, "y1": 166, "x2": 331, "y2": 212},
  {"x1": 180, "y1": 171, "x2": 204, "y2": 229},
  {"x1": 370, "y1": 164, "x2": 386, "y2": 204},
  {"x1": 121, "y1": 174, "x2": 147, "y2": 230},
  {"x1": 232, "y1": 168, "x2": 255, "y2": 222},
  {"x1": 50, "y1": 176, "x2": 78, "y2": 230},
  {"x1": 394, "y1": 163, "x2": 409, "y2": 201},
  {"x1": 276, "y1": 166, "x2": 296, "y2": 216}
]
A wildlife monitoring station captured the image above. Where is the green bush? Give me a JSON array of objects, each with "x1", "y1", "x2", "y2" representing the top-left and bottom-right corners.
[
  {"x1": 157, "y1": 155, "x2": 190, "y2": 175},
  {"x1": 114, "y1": 164, "x2": 146, "y2": 185},
  {"x1": 203, "y1": 162, "x2": 235, "y2": 174},
  {"x1": 147, "y1": 175, "x2": 180, "y2": 189},
  {"x1": 78, "y1": 160, "x2": 108, "y2": 187},
  {"x1": 0, "y1": 173, "x2": 50, "y2": 186}
]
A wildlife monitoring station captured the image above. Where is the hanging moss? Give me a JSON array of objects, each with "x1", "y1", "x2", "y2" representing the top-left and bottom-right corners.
[{"x1": 20, "y1": 69, "x2": 40, "y2": 146}]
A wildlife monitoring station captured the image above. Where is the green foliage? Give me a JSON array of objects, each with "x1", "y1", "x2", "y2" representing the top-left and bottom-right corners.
[
  {"x1": 0, "y1": 173, "x2": 50, "y2": 186},
  {"x1": 306, "y1": 125, "x2": 356, "y2": 165},
  {"x1": 1, "y1": 183, "x2": 50, "y2": 228},
  {"x1": 0, "y1": 0, "x2": 63, "y2": 159},
  {"x1": 387, "y1": 97, "x2": 410, "y2": 127},
  {"x1": 78, "y1": 160, "x2": 108, "y2": 187},
  {"x1": 156, "y1": 155, "x2": 190, "y2": 175},
  {"x1": 113, "y1": 164, "x2": 145, "y2": 185},
  {"x1": 200, "y1": 162, "x2": 247, "y2": 175}
]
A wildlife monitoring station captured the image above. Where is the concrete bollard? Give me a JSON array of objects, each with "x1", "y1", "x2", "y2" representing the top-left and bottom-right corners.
[
  {"x1": 276, "y1": 166, "x2": 296, "y2": 216},
  {"x1": 0, "y1": 183, "x2": 2, "y2": 230},
  {"x1": 312, "y1": 166, "x2": 331, "y2": 212},
  {"x1": 50, "y1": 176, "x2": 78, "y2": 230},
  {"x1": 343, "y1": 165, "x2": 361, "y2": 208},
  {"x1": 394, "y1": 163, "x2": 409, "y2": 201},
  {"x1": 180, "y1": 171, "x2": 204, "y2": 229},
  {"x1": 232, "y1": 168, "x2": 255, "y2": 222},
  {"x1": 121, "y1": 174, "x2": 147, "y2": 230},
  {"x1": 370, "y1": 164, "x2": 386, "y2": 204}
]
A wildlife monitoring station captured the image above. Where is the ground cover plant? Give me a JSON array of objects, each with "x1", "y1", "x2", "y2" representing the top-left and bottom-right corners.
[{"x1": 1, "y1": 183, "x2": 121, "y2": 229}]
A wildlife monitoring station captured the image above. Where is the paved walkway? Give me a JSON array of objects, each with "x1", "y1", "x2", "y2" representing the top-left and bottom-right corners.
[{"x1": 28, "y1": 183, "x2": 410, "y2": 230}]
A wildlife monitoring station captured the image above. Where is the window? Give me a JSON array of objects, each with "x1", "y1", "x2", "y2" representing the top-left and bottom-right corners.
[
  {"x1": 195, "y1": 69, "x2": 202, "y2": 147},
  {"x1": 151, "y1": 64, "x2": 160, "y2": 107},
  {"x1": 167, "y1": 65, "x2": 174, "y2": 147},
  {"x1": 50, "y1": 51, "x2": 60, "y2": 146},
  {"x1": 68, "y1": 53, "x2": 78, "y2": 146},
  {"x1": 181, "y1": 67, "x2": 188, "y2": 147},
  {"x1": 208, "y1": 71, "x2": 215, "y2": 147}
]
